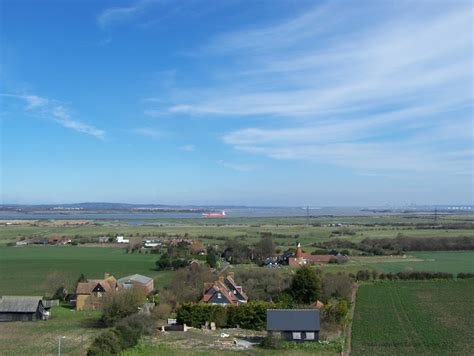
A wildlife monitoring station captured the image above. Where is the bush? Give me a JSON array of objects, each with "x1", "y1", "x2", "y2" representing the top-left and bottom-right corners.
[
  {"x1": 177, "y1": 301, "x2": 276, "y2": 330},
  {"x1": 116, "y1": 314, "x2": 156, "y2": 349},
  {"x1": 153, "y1": 302, "x2": 173, "y2": 320},
  {"x1": 101, "y1": 289, "x2": 146, "y2": 326},
  {"x1": 322, "y1": 273, "x2": 354, "y2": 302},
  {"x1": 322, "y1": 299, "x2": 349, "y2": 323},
  {"x1": 87, "y1": 329, "x2": 122, "y2": 355},
  {"x1": 458, "y1": 272, "x2": 474, "y2": 279},
  {"x1": 261, "y1": 334, "x2": 282, "y2": 349}
]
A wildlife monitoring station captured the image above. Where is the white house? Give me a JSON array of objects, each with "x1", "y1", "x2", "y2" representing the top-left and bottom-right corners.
[
  {"x1": 143, "y1": 240, "x2": 161, "y2": 248},
  {"x1": 115, "y1": 236, "x2": 130, "y2": 244}
]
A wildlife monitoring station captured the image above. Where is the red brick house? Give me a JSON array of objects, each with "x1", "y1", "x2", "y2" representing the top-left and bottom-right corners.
[
  {"x1": 75, "y1": 273, "x2": 119, "y2": 310},
  {"x1": 288, "y1": 243, "x2": 337, "y2": 266}
]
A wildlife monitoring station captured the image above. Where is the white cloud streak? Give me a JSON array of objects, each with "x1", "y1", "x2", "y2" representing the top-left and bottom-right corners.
[
  {"x1": 152, "y1": 1, "x2": 473, "y2": 174},
  {"x1": 179, "y1": 144, "x2": 195, "y2": 152},
  {"x1": 97, "y1": 4, "x2": 141, "y2": 29},
  {"x1": 1, "y1": 93, "x2": 106, "y2": 139},
  {"x1": 217, "y1": 160, "x2": 252, "y2": 172},
  {"x1": 132, "y1": 127, "x2": 163, "y2": 139}
]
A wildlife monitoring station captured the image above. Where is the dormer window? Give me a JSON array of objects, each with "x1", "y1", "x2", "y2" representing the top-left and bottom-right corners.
[{"x1": 217, "y1": 293, "x2": 222, "y2": 298}]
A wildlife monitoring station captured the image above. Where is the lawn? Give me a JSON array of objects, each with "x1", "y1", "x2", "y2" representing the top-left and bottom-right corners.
[
  {"x1": 0, "y1": 305, "x2": 103, "y2": 355},
  {"x1": 351, "y1": 280, "x2": 474, "y2": 355},
  {"x1": 0, "y1": 245, "x2": 174, "y2": 295}
]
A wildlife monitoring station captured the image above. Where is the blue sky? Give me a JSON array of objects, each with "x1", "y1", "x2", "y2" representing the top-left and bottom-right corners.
[{"x1": 1, "y1": 0, "x2": 473, "y2": 206}]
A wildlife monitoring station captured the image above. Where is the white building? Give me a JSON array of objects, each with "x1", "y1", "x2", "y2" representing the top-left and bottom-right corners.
[{"x1": 115, "y1": 236, "x2": 130, "y2": 244}]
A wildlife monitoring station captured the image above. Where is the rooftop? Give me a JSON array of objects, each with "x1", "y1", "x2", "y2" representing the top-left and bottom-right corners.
[
  {"x1": 0, "y1": 296, "x2": 43, "y2": 313},
  {"x1": 267, "y1": 309, "x2": 320, "y2": 331}
]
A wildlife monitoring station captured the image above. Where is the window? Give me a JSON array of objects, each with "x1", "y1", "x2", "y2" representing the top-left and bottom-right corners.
[
  {"x1": 305, "y1": 332, "x2": 315, "y2": 340},
  {"x1": 217, "y1": 293, "x2": 222, "y2": 299},
  {"x1": 292, "y1": 332, "x2": 301, "y2": 340}
]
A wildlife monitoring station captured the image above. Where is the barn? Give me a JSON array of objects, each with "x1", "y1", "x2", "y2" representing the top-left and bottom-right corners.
[
  {"x1": 0, "y1": 296, "x2": 49, "y2": 322},
  {"x1": 266, "y1": 309, "x2": 320, "y2": 342}
]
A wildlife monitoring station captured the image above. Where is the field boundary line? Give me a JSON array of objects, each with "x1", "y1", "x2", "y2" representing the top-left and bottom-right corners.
[{"x1": 341, "y1": 283, "x2": 358, "y2": 356}]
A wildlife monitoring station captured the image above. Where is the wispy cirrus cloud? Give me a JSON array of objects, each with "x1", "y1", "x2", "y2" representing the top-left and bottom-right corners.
[
  {"x1": 97, "y1": 0, "x2": 185, "y2": 30},
  {"x1": 179, "y1": 144, "x2": 195, "y2": 152},
  {"x1": 132, "y1": 127, "x2": 163, "y2": 139},
  {"x1": 97, "y1": 2, "x2": 143, "y2": 29},
  {"x1": 1, "y1": 93, "x2": 106, "y2": 139},
  {"x1": 149, "y1": 1, "x2": 473, "y2": 175},
  {"x1": 217, "y1": 160, "x2": 252, "y2": 172}
]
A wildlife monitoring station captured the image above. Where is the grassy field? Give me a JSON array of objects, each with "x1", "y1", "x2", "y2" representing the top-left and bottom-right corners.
[
  {"x1": 351, "y1": 280, "x2": 474, "y2": 355},
  {"x1": 0, "y1": 305, "x2": 103, "y2": 355},
  {"x1": 0, "y1": 246, "x2": 174, "y2": 296},
  {"x1": 357, "y1": 251, "x2": 474, "y2": 274},
  {"x1": 1, "y1": 218, "x2": 472, "y2": 251},
  {"x1": 122, "y1": 335, "x2": 340, "y2": 356},
  {"x1": 1, "y1": 245, "x2": 473, "y2": 296}
]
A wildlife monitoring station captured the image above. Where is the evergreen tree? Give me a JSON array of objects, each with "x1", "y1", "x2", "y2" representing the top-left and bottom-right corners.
[
  {"x1": 290, "y1": 265, "x2": 322, "y2": 304},
  {"x1": 206, "y1": 250, "x2": 218, "y2": 268}
]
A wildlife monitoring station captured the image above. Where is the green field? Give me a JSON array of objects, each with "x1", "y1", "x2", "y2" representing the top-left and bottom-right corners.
[
  {"x1": 1, "y1": 214, "x2": 472, "y2": 249},
  {"x1": 351, "y1": 280, "x2": 474, "y2": 355},
  {"x1": 348, "y1": 251, "x2": 474, "y2": 274},
  {"x1": 1, "y1": 245, "x2": 473, "y2": 296},
  {"x1": 0, "y1": 246, "x2": 173, "y2": 295},
  {"x1": 0, "y1": 305, "x2": 103, "y2": 355}
]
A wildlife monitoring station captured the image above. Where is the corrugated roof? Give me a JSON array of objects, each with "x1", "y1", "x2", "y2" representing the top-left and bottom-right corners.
[
  {"x1": 0, "y1": 296, "x2": 43, "y2": 313},
  {"x1": 267, "y1": 309, "x2": 320, "y2": 331},
  {"x1": 117, "y1": 274, "x2": 153, "y2": 285}
]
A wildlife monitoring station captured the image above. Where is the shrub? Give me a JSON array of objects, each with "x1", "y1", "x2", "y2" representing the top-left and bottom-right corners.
[
  {"x1": 322, "y1": 273, "x2": 354, "y2": 302},
  {"x1": 177, "y1": 301, "x2": 276, "y2": 330},
  {"x1": 116, "y1": 314, "x2": 156, "y2": 349},
  {"x1": 101, "y1": 289, "x2": 146, "y2": 326},
  {"x1": 458, "y1": 272, "x2": 474, "y2": 279},
  {"x1": 322, "y1": 299, "x2": 349, "y2": 323},
  {"x1": 87, "y1": 329, "x2": 122, "y2": 355},
  {"x1": 153, "y1": 302, "x2": 173, "y2": 320},
  {"x1": 261, "y1": 334, "x2": 282, "y2": 349}
]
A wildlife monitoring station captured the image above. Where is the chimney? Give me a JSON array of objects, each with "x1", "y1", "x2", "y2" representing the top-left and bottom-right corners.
[
  {"x1": 227, "y1": 272, "x2": 235, "y2": 280},
  {"x1": 104, "y1": 273, "x2": 110, "y2": 279},
  {"x1": 218, "y1": 275, "x2": 225, "y2": 283}
]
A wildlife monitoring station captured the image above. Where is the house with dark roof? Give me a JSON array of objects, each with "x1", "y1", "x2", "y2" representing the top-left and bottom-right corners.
[
  {"x1": 0, "y1": 296, "x2": 49, "y2": 322},
  {"x1": 201, "y1": 272, "x2": 248, "y2": 305},
  {"x1": 267, "y1": 309, "x2": 320, "y2": 342},
  {"x1": 117, "y1": 274, "x2": 154, "y2": 295},
  {"x1": 75, "y1": 273, "x2": 119, "y2": 311}
]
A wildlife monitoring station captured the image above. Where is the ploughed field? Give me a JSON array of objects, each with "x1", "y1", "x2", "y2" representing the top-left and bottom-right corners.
[{"x1": 351, "y1": 280, "x2": 474, "y2": 355}]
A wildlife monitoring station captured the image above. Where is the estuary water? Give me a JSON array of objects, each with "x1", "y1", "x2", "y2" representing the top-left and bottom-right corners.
[{"x1": 0, "y1": 207, "x2": 394, "y2": 220}]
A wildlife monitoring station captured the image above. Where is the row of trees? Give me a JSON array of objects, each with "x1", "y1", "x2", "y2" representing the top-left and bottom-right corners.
[
  {"x1": 319, "y1": 236, "x2": 474, "y2": 255},
  {"x1": 176, "y1": 266, "x2": 352, "y2": 330},
  {"x1": 177, "y1": 301, "x2": 273, "y2": 330},
  {"x1": 355, "y1": 269, "x2": 456, "y2": 281}
]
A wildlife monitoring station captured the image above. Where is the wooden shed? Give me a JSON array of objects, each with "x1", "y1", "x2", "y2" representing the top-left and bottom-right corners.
[{"x1": 0, "y1": 296, "x2": 49, "y2": 322}]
